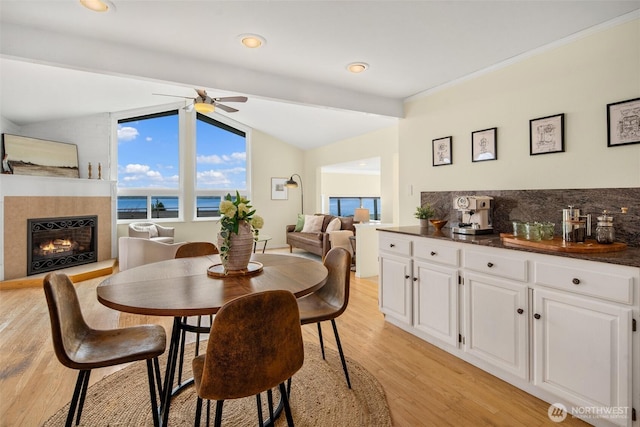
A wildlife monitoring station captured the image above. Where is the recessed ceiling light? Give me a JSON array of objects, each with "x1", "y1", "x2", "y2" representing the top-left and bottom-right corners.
[
  {"x1": 347, "y1": 62, "x2": 369, "y2": 74},
  {"x1": 238, "y1": 34, "x2": 266, "y2": 49},
  {"x1": 79, "y1": 0, "x2": 115, "y2": 12}
]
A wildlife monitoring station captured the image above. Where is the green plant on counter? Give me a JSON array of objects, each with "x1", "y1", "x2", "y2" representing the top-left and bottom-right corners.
[{"x1": 414, "y1": 204, "x2": 435, "y2": 219}]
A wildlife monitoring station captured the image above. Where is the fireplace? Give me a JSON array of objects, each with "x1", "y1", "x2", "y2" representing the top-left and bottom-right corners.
[{"x1": 27, "y1": 215, "x2": 97, "y2": 276}]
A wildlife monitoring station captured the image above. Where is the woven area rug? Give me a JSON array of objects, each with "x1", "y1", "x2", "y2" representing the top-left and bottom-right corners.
[{"x1": 44, "y1": 341, "x2": 391, "y2": 426}]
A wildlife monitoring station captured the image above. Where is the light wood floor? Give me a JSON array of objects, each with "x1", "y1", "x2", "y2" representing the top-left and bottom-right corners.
[{"x1": 0, "y1": 261, "x2": 588, "y2": 426}]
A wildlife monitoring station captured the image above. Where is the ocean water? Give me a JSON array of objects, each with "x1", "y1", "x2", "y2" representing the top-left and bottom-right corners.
[{"x1": 117, "y1": 196, "x2": 222, "y2": 219}]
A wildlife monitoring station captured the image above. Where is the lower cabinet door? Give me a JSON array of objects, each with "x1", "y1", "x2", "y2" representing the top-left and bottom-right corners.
[
  {"x1": 533, "y1": 288, "x2": 632, "y2": 426},
  {"x1": 464, "y1": 273, "x2": 528, "y2": 379},
  {"x1": 379, "y1": 253, "x2": 412, "y2": 325},
  {"x1": 413, "y1": 261, "x2": 458, "y2": 347}
]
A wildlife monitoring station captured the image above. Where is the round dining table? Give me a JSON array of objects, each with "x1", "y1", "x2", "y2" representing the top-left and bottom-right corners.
[{"x1": 97, "y1": 253, "x2": 328, "y2": 427}]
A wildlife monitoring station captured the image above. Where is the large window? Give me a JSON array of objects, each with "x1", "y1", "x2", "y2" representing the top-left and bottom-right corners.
[
  {"x1": 194, "y1": 113, "x2": 247, "y2": 218},
  {"x1": 116, "y1": 108, "x2": 248, "y2": 221},
  {"x1": 329, "y1": 197, "x2": 381, "y2": 220},
  {"x1": 117, "y1": 110, "x2": 180, "y2": 220}
]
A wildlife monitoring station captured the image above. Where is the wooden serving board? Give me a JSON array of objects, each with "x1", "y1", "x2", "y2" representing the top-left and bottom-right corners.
[{"x1": 500, "y1": 233, "x2": 627, "y2": 253}]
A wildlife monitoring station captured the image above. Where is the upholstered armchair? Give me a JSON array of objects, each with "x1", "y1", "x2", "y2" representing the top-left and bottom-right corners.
[
  {"x1": 118, "y1": 237, "x2": 185, "y2": 271},
  {"x1": 128, "y1": 221, "x2": 175, "y2": 243}
]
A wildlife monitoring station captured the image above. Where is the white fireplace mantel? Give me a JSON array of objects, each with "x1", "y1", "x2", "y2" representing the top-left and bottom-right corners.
[{"x1": 0, "y1": 174, "x2": 116, "y2": 281}]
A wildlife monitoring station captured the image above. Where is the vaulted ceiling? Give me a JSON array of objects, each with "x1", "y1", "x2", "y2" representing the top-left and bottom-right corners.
[{"x1": 1, "y1": 1, "x2": 638, "y2": 149}]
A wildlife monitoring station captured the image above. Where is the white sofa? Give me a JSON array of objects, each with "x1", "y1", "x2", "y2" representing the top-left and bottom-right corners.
[
  {"x1": 128, "y1": 222, "x2": 175, "y2": 244},
  {"x1": 118, "y1": 237, "x2": 186, "y2": 271}
]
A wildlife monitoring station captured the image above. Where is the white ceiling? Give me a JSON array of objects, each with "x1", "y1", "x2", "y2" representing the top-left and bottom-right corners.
[{"x1": 1, "y1": 1, "x2": 638, "y2": 150}]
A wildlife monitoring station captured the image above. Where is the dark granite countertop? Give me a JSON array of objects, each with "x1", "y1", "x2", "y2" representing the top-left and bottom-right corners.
[{"x1": 377, "y1": 226, "x2": 640, "y2": 269}]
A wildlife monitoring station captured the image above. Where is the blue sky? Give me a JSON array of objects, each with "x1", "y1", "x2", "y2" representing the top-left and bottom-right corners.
[{"x1": 117, "y1": 113, "x2": 246, "y2": 189}]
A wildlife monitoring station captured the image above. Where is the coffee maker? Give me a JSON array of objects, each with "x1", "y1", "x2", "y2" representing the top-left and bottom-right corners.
[{"x1": 451, "y1": 196, "x2": 494, "y2": 235}]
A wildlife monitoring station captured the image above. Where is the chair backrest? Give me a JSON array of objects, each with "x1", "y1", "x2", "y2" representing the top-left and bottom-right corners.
[
  {"x1": 175, "y1": 242, "x2": 218, "y2": 258},
  {"x1": 317, "y1": 247, "x2": 351, "y2": 315},
  {"x1": 199, "y1": 290, "x2": 304, "y2": 400},
  {"x1": 43, "y1": 272, "x2": 91, "y2": 370}
]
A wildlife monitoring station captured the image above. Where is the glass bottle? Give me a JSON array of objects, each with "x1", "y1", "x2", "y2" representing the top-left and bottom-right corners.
[{"x1": 595, "y1": 211, "x2": 615, "y2": 244}]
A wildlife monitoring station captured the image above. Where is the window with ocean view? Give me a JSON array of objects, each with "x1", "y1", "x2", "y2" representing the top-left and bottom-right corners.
[{"x1": 329, "y1": 197, "x2": 381, "y2": 220}]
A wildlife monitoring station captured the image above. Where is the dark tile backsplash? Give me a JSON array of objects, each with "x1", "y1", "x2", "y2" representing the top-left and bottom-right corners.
[{"x1": 420, "y1": 188, "x2": 639, "y2": 247}]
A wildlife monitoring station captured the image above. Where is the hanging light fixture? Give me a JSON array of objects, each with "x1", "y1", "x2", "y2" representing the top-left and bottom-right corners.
[{"x1": 194, "y1": 102, "x2": 215, "y2": 114}]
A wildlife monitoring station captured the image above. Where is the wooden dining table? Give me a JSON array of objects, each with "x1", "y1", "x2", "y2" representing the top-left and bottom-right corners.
[{"x1": 97, "y1": 253, "x2": 328, "y2": 427}]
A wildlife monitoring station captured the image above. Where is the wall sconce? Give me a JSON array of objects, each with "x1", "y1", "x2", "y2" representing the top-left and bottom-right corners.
[
  {"x1": 354, "y1": 208, "x2": 370, "y2": 223},
  {"x1": 285, "y1": 174, "x2": 304, "y2": 214}
]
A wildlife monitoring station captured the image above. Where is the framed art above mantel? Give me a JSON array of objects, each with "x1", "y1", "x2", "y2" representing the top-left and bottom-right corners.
[{"x1": 1, "y1": 134, "x2": 80, "y2": 178}]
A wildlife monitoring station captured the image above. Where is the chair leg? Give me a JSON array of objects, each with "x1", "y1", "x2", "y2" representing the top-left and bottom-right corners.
[
  {"x1": 146, "y1": 359, "x2": 160, "y2": 427},
  {"x1": 153, "y1": 357, "x2": 163, "y2": 402},
  {"x1": 279, "y1": 382, "x2": 295, "y2": 427},
  {"x1": 214, "y1": 400, "x2": 224, "y2": 427},
  {"x1": 178, "y1": 316, "x2": 187, "y2": 384},
  {"x1": 75, "y1": 369, "x2": 91, "y2": 426},
  {"x1": 316, "y1": 322, "x2": 326, "y2": 360},
  {"x1": 331, "y1": 319, "x2": 352, "y2": 389},
  {"x1": 66, "y1": 369, "x2": 91, "y2": 427},
  {"x1": 267, "y1": 389, "x2": 274, "y2": 422},
  {"x1": 255, "y1": 393, "x2": 264, "y2": 426},
  {"x1": 194, "y1": 397, "x2": 203, "y2": 427}
]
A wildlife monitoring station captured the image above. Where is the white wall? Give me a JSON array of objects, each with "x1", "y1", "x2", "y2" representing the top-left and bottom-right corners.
[
  {"x1": 397, "y1": 17, "x2": 640, "y2": 226},
  {"x1": 320, "y1": 172, "x2": 380, "y2": 214},
  {"x1": 304, "y1": 126, "x2": 399, "y2": 224}
]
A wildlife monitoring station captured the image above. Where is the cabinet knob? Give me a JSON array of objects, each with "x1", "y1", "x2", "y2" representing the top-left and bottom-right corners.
[
  {"x1": 389, "y1": 243, "x2": 395, "y2": 248},
  {"x1": 430, "y1": 251, "x2": 437, "y2": 256},
  {"x1": 572, "y1": 278, "x2": 580, "y2": 285},
  {"x1": 487, "y1": 262, "x2": 494, "y2": 268},
  {"x1": 404, "y1": 275, "x2": 410, "y2": 279},
  {"x1": 534, "y1": 313, "x2": 541, "y2": 320},
  {"x1": 517, "y1": 308, "x2": 524, "y2": 314},
  {"x1": 413, "y1": 277, "x2": 418, "y2": 282}
]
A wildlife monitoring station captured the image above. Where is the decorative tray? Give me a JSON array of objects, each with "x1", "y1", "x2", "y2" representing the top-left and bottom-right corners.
[
  {"x1": 207, "y1": 261, "x2": 264, "y2": 278},
  {"x1": 500, "y1": 233, "x2": 627, "y2": 253}
]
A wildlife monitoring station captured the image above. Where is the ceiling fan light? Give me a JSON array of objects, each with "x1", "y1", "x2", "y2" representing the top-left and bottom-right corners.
[
  {"x1": 194, "y1": 102, "x2": 215, "y2": 114},
  {"x1": 347, "y1": 62, "x2": 369, "y2": 73},
  {"x1": 239, "y1": 34, "x2": 266, "y2": 49},
  {"x1": 79, "y1": 0, "x2": 113, "y2": 12}
]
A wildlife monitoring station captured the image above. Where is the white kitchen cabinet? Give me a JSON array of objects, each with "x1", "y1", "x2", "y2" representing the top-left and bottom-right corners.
[
  {"x1": 377, "y1": 229, "x2": 639, "y2": 426},
  {"x1": 413, "y1": 260, "x2": 459, "y2": 347},
  {"x1": 379, "y1": 251, "x2": 413, "y2": 325},
  {"x1": 464, "y1": 272, "x2": 529, "y2": 379},
  {"x1": 533, "y1": 288, "x2": 632, "y2": 426}
]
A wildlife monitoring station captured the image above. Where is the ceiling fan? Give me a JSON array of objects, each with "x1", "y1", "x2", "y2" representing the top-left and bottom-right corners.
[{"x1": 153, "y1": 89, "x2": 248, "y2": 113}]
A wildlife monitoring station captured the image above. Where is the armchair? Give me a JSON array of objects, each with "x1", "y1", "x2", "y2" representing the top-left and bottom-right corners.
[{"x1": 128, "y1": 221, "x2": 175, "y2": 243}]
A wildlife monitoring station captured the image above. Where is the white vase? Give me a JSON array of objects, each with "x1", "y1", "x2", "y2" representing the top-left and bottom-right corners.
[{"x1": 218, "y1": 221, "x2": 254, "y2": 271}]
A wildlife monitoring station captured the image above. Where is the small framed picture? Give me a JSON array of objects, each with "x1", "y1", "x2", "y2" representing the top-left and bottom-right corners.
[
  {"x1": 271, "y1": 177, "x2": 288, "y2": 200},
  {"x1": 432, "y1": 136, "x2": 452, "y2": 166},
  {"x1": 530, "y1": 113, "x2": 564, "y2": 155},
  {"x1": 607, "y1": 97, "x2": 640, "y2": 147},
  {"x1": 471, "y1": 127, "x2": 497, "y2": 162}
]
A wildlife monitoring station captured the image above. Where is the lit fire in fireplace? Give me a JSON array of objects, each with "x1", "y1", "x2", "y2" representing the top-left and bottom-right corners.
[{"x1": 37, "y1": 239, "x2": 79, "y2": 256}]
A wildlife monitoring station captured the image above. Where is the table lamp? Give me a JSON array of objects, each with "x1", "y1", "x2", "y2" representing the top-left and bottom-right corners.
[{"x1": 354, "y1": 208, "x2": 370, "y2": 223}]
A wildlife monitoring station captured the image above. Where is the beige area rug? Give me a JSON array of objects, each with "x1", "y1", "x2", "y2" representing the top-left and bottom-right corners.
[{"x1": 44, "y1": 341, "x2": 391, "y2": 426}]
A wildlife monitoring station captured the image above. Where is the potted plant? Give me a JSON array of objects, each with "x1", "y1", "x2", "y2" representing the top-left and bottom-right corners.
[
  {"x1": 218, "y1": 191, "x2": 264, "y2": 273},
  {"x1": 414, "y1": 204, "x2": 435, "y2": 228}
]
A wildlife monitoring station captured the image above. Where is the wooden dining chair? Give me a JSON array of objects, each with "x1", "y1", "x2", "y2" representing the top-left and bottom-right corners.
[
  {"x1": 174, "y1": 241, "x2": 219, "y2": 384},
  {"x1": 43, "y1": 272, "x2": 166, "y2": 427},
  {"x1": 192, "y1": 290, "x2": 304, "y2": 427},
  {"x1": 296, "y1": 246, "x2": 352, "y2": 388}
]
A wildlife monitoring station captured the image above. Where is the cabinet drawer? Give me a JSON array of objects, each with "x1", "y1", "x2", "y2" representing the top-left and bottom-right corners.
[
  {"x1": 379, "y1": 235, "x2": 412, "y2": 256},
  {"x1": 414, "y1": 240, "x2": 459, "y2": 267},
  {"x1": 534, "y1": 262, "x2": 634, "y2": 304},
  {"x1": 464, "y1": 250, "x2": 527, "y2": 282}
]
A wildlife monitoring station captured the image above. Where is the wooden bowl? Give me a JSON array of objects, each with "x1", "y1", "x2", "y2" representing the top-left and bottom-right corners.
[{"x1": 429, "y1": 219, "x2": 448, "y2": 231}]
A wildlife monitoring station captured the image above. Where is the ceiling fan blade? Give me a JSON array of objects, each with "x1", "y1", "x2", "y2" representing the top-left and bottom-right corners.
[
  {"x1": 214, "y1": 96, "x2": 248, "y2": 103},
  {"x1": 152, "y1": 93, "x2": 195, "y2": 99},
  {"x1": 215, "y1": 103, "x2": 239, "y2": 113},
  {"x1": 195, "y1": 89, "x2": 208, "y2": 99}
]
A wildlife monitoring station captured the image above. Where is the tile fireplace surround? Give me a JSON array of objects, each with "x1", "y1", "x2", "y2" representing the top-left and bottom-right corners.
[{"x1": 0, "y1": 175, "x2": 114, "y2": 281}]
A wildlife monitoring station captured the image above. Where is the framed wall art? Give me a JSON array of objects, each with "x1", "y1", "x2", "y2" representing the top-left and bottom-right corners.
[
  {"x1": 271, "y1": 177, "x2": 288, "y2": 200},
  {"x1": 1, "y1": 134, "x2": 79, "y2": 178},
  {"x1": 530, "y1": 113, "x2": 564, "y2": 155},
  {"x1": 607, "y1": 97, "x2": 640, "y2": 147},
  {"x1": 471, "y1": 127, "x2": 497, "y2": 162},
  {"x1": 432, "y1": 136, "x2": 452, "y2": 166}
]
